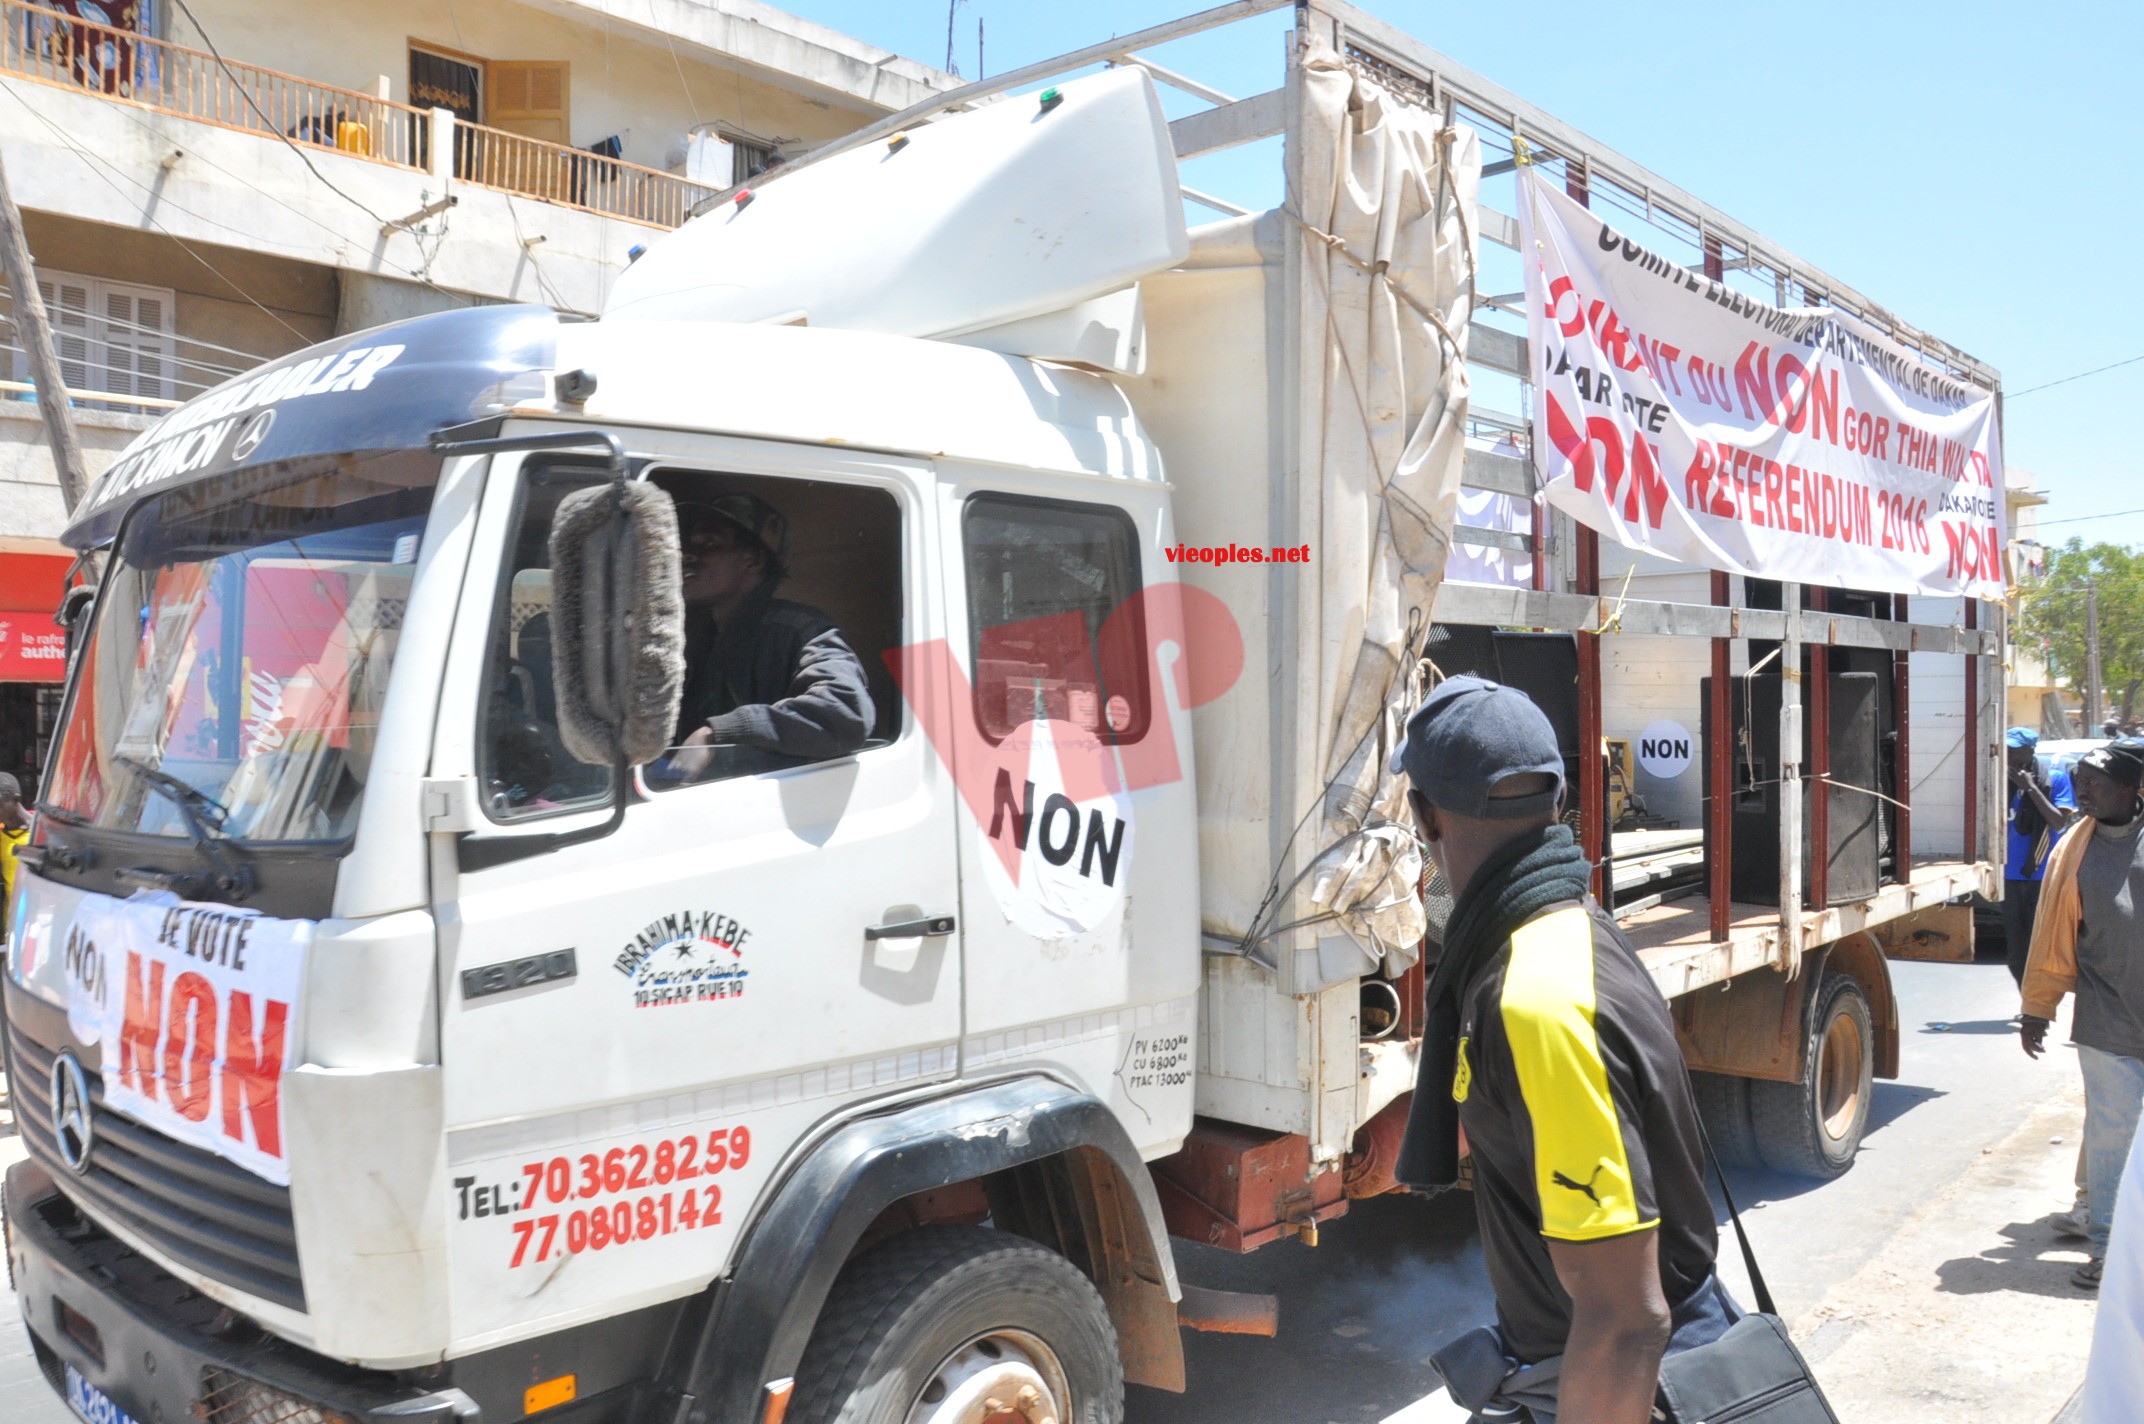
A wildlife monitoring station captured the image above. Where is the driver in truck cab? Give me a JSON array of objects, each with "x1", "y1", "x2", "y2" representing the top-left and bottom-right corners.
[
  {"x1": 1391, "y1": 677, "x2": 1741, "y2": 1424},
  {"x1": 657, "y1": 492, "x2": 875, "y2": 782}
]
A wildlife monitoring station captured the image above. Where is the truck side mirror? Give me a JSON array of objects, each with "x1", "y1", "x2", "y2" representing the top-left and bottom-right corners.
[
  {"x1": 547, "y1": 481, "x2": 685, "y2": 767},
  {"x1": 58, "y1": 584, "x2": 97, "y2": 668}
]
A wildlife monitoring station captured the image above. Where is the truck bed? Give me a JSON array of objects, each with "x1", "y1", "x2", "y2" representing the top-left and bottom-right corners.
[{"x1": 1622, "y1": 857, "x2": 1993, "y2": 1000}]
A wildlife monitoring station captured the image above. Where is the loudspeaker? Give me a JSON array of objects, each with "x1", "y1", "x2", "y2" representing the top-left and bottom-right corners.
[
  {"x1": 1423, "y1": 625, "x2": 1608, "y2": 891},
  {"x1": 1702, "y1": 669, "x2": 1882, "y2": 907},
  {"x1": 1421, "y1": 623, "x2": 1502, "y2": 688},
  {"x1": 1492, "y1": 631, "x2": 1582, "y2": 758},
  {"x1": 1825, "y1": 671, "x2": 1883, "y2": 902},
  {"x1": 1702, "y1": 673, "x2": 1782, "y2": 903}
]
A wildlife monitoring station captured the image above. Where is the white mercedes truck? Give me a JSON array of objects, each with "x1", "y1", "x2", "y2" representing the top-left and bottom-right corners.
[{"x1": 5, "y1": 6, "x2": 2006, "y2": 1424}]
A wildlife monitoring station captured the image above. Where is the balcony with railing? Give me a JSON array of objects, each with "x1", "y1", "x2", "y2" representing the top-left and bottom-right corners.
[{"x1": 0, "y1": 0, "x2": 720, "y2": 230}]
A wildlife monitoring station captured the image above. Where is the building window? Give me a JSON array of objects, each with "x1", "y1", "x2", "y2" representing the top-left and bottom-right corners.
[
  {"x1": 1, "y1": 269, "x2": 177, "y2": 408},
  {"x1": 728, "y1": 135, "x2": 776, "y2": 181}
]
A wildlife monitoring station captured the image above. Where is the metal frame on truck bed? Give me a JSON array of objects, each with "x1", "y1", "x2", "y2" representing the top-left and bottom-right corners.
[
  {"x1": 745, "y1": 0, "x2": 2006, "y2": 1014},
  {"x1": 776, "y1": 0, "x2": 2008, "y2": 1206}
]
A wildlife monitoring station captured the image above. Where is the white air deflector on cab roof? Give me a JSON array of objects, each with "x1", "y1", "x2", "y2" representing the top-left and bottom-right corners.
[{"x1": 602, "y1": 67, "x2": 1190, "y2": 343}]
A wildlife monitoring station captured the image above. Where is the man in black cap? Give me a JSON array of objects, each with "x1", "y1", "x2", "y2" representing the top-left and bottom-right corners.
[
  {"x1": 1392, "y1": 676, "x2": 1736, "y2": 1424},
  {"x1": 2021, "y1": 738, "x2": 2144, "y2": 1290},
  {"x1": 660, "y1": 494, "x2": 874, "y2": 782}
]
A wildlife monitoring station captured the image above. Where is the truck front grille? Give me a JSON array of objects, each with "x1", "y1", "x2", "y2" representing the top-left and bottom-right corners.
[
  {"x1": 198, "y1": 1367, "x2": 356, "y2": 1424},
  {"x1": 7, "y1": 1016, "x2": 306, "y2": 1313}
]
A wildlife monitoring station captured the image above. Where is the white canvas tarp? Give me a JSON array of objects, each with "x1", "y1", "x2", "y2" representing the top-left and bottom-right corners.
[{"x1": 1290, "y1": 41, "x2": 1479, "y2": 973}]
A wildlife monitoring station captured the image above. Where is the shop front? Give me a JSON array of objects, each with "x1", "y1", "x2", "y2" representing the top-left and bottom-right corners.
[{"x1": 0, "y1": 538, "x2": 75, "y2": 798}]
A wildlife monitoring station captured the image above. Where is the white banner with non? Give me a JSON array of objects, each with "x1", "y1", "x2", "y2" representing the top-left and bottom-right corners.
[
  {"x1": 1516, "y1": 170, "x2": 2005, "y2": 599},
  {"x1": 60, "y1": 892, "x2": 308, "y2": 1186}
]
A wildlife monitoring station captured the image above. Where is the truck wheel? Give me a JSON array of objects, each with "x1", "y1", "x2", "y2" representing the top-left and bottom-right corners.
[
  {"x1": 1688, "y1": 1070, "x2": 1761, "y2": 1169},
  {"x1": 1750, "y1": 973, "x2": 1873, "y2": 1179},
  {"x1": 789, "y1": 1225, "x2": 1123, "y2": 1424}
]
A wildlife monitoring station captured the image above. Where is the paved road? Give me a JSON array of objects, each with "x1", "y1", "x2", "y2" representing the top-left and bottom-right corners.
[
  {"x1": 0, "y1": 952, "x2": 2071, "y2": 1424},
  {"x1": 1133, "y1": 951, "x2": 2080, "y2": 1423}
]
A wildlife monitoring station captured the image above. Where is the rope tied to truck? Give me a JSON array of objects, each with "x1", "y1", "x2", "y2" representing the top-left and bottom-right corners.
[{"x1": 1225, "y1": 36, "x2": 1483, "y2": 978}]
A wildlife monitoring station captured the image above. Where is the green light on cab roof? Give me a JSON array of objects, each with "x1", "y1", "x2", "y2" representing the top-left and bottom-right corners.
[{"x1": 1039, "y1": 87, "x2": 1063, "y2": 108}]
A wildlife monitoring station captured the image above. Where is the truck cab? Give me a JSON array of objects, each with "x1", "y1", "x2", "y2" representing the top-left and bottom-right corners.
[{"x1": 5, "y1": 253, "x2": 1223, "y2": 1419}]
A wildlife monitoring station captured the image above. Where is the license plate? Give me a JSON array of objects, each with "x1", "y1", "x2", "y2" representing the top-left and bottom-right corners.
[{"x1": 65, "y1": 1364, "x2": 143, "y2": 1424}]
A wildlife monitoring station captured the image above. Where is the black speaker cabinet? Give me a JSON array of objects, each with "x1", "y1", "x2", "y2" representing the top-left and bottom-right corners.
[
  {"x1": 1423, "y1": 624, "x2": 1610, "y2": 883},
  {"x1": 1492, "y1": 630, "x2": 1582, "y2": 758},
  {"x1": 1702, "y1": 669, "x2": 1881, "y2": 907}
]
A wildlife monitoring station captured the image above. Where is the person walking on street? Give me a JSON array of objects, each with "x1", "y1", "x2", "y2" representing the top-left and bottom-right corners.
[
  {"x1": 2020, "y1": 739, "x2": 2144, "y2": 1291},
  {"x1": 2080, "y1": 1096, "x2": 2144, "y2": 1422},
  {"x1": 2004, "y1": 727, "x2": 2073, "y2": 987},
  {"x1": 0, "y1": 773, "x2": 28, "y2": 941},
  {"x1": 1394, "y1": 677, "x2": 1739, "y2": 1424}
]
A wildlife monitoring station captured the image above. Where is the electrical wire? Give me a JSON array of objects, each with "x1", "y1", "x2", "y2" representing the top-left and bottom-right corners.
[
  {"x1": 165, "y1": 0, "x2": 402, "y2": 235},
  {"x1": 0, "y1": 318, "x2": 258, "y2": 384},
  {"x1": 2038, "y1": 506, "x2": 2144, "y2": 528},
  {"x1": 653, "y1": 0, "x2": 705, "y2": 129},
  {"x1": 166, "y1": 0, "x2": 471, "y2": 300},
  {"x1": 3, "y1": 86, "x2": 312, "y2": 343},
  {"x1": 87, "y1": 92, "x2": 465, "y2": 301},
  {"x1": 502, "y1": 198, "x2": 575, "y2": 313},
  {"x1": 0, "y1": 284, "x2": 271, "y2": 367},
  {"x1": 2005, "y1": 354, "x2": 2144, "y2": 400}
]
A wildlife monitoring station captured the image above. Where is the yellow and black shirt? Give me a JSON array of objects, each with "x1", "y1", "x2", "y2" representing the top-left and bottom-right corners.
[{"x1": 1453, "y1": 899, "x2": 1718, "y2": 1363}]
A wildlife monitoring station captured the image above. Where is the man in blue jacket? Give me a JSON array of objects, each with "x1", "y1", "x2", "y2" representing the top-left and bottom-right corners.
[{"x1": 2004, "y1": 727, "x2": 2073, "y2": 986}]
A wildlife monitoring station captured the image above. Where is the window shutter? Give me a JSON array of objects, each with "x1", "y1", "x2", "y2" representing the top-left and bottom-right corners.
[
  {"x1": 5, "y1": 269, "x2": 178, "y2": 406},
  {"x1": 99, "y1": 283, "x2": 175, "y2": 401},
  {"x1": 485, "y1": 60, "x2": 570, "y2": 146},
  {"x1": 41, "y1": 277, "x2": 92, "y2": 393}
]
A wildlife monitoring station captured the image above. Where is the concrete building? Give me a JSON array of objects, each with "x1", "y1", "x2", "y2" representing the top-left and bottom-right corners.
[
  {"x1": 0, "y1": 0, "x2": 953, "y2": 780},
  {"x1": 2003, "y1": 468, "x2": 2062, "y2": 733}
]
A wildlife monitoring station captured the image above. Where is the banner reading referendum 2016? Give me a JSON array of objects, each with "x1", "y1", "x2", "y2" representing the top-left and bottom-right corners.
[{"x1": 1515, "y1": 171, "x2": 2005, "y2": 599}]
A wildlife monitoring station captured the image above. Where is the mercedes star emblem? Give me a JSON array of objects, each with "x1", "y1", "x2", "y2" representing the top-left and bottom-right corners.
[
  {"x1": 49, "y1": 1050, "x2": 93, "y2": 1175},
  {"x1": 230, "y1": 408, "x2": 276, "y2": 462}
]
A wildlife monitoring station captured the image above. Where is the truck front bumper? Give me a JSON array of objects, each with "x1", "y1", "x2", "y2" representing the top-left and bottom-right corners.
[{"x1": 6, "y1": 1160, "x2": 473, "y2": 1424}]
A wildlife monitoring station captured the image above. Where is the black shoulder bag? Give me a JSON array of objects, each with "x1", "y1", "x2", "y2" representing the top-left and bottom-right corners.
[{"x1": 1653, "y1": 1122, "x2": 1842, "y2": 1424}]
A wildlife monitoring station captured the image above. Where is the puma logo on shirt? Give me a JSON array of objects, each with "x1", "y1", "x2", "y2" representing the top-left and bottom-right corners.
[{"x1": 1551, "y1": 1165, "x2": 1607, "y2": 1206}]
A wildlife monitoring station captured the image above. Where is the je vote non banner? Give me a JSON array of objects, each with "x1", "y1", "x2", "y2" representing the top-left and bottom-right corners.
[{"x1": 1515, "y1": 170, "x2": 2005, "y2": 599}]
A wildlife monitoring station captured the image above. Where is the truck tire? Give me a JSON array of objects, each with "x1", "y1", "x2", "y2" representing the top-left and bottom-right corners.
[
  {"x1": 1749, "y1": 973, "x2": 1873, "y2": 1180},
  {"x1": 1688, "y1": 1070, "x2": 1761, "y2": 1169},
  {"x1": 788, "y1": 1225, "x2": 1123, "y2": 1424}
]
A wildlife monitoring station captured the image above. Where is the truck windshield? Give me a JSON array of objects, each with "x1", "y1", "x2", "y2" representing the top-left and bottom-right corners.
[{"x1": 43, "y1": 451, "x2": 441, "y2": 844}]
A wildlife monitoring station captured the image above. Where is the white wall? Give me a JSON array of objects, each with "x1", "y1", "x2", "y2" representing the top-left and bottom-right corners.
[
  {"x1": 1909, "y1": 595, "x2": 1970, "y2": 860},
  {"x1": 1, "y1": 75, "x2": 638, "y2": 315},
  {"x1": 0, "y1": 406, "x2": 154, "y2": 539},
  {"x1": 1598, "y1": 552, "x2": 1718, "y2": 829},
  {"x1": 176, "y1": 0, "x2": 920, "y2": 179}
]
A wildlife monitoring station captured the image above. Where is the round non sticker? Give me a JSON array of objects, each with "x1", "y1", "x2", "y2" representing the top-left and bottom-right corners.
[
  {"x1": 1106, "y1": 695, "x2": 1133, "y2": 733},
  {"x1": 976, "y1": 719, "x2": 1134, "y2": 940},
  {"x1": 1636, "y1": 720, "x2": 1694, "y2": 779}
]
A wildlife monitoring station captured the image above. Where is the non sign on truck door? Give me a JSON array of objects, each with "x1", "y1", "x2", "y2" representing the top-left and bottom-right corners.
[{"x1": 935, "y1": 478, "x2": 1201, "y2": 1157}]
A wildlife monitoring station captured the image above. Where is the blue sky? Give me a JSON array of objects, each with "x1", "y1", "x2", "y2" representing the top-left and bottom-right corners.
[{"x1": 779, "y1": 1, "x2": 2143, "y2": 551}]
